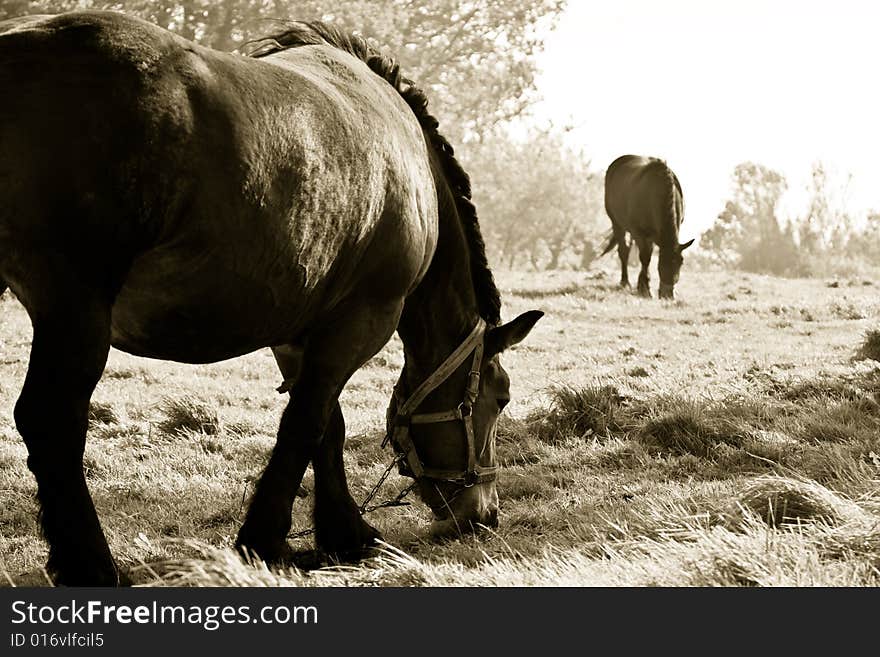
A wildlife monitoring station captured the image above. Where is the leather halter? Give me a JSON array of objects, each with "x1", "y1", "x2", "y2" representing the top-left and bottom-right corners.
[{"x1": 385, "y1": 318, "x2": 498, "y2": 486}]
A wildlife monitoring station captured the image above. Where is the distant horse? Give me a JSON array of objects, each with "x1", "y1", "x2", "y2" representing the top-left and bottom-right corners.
[
  {"x1": 0, "y1": 11, "x2": 542, "y2": 586},
  {"x1": 602, "y1": 155, "x2": 694, "y2": 299}
]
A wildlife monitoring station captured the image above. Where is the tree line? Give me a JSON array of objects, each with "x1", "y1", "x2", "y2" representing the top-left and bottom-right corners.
[{"x1": 700, "y1": 162, "x2": 880, "y2": 276}]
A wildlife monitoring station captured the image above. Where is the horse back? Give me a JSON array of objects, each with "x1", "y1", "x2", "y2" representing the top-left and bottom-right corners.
[
  {"x1": 604, "y1": 155, "x2": 682, "y2": 242},
  {"x1": 0, "y1": 11, "x2": 437, "y2": 361}
]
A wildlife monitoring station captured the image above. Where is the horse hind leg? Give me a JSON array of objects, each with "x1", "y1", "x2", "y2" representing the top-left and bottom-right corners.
[{"x1": 14, "y1": 271, "x2": 119, "y2": 585}]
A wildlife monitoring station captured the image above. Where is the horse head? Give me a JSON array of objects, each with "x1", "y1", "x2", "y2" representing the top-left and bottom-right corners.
[
  {"x1": 388, "y1": 311, "x2": 542, "y2": 537},
  {"x1": 658, "y1": 238, "x2": 694, "y2": 299}
]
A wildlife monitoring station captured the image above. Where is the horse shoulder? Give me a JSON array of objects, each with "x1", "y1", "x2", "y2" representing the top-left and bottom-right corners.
[{"x1": 261, "y1": 47, "x2": 438, "y2": 248}]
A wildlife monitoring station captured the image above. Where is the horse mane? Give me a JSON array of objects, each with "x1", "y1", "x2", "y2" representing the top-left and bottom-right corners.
[
  {"x1": 245, "y1": 22, "x2": 502, "y2": 325},
  {"x1": 648, "y1": 159, "x2": 683, "y2": 246},
  {"x1": 666, "y1": 164, "x2": 684, "y2": 233}
]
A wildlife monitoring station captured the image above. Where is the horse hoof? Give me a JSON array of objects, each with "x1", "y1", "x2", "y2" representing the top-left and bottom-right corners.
[
  {"x1": 284, "y1": 546, "x2": 377, "y2": 570},
  {"x1": 322, "y1": 544, "x2": 381, "y2": 565},
  {"x1": 235, "y1": 537, "x2": 294, "y2": 566},
  {"x1": 287, "y1": 549, "x2": 328, "y2": 571},
  {"x1": 315, "y1": 519, "x2": 382, "y2": 558}
]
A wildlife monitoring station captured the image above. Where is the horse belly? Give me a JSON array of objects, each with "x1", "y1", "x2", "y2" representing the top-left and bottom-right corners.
[{"x1": 110, "y1": 253, "x2": 309, "y2": 363}]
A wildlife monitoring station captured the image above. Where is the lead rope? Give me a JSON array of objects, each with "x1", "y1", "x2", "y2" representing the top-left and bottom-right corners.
[{"x1": 287, "y1": 452, "x2": 417, "y2": 540}]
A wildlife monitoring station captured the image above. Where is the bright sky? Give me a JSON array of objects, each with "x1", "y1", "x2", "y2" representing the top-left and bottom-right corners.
[{"x1": 532, "y1": 0, "x2": 880, "y2": 240}]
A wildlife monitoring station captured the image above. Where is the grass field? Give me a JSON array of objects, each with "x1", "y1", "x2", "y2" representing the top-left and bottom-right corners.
[{"x1": 2, "y1": 266, "x2": 879, "y2": 586}]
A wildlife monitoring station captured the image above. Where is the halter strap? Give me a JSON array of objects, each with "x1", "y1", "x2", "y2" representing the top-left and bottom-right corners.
[
  {"x1": 396, "y1": 319, "x2": 485, "y2": 417},
  {"x1": 387, "y1": 318, "x2": 497, "y2": 485}
]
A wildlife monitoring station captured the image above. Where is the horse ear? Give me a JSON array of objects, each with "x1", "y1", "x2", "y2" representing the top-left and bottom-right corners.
[
  {"x1": 679, "y1": 238, "x2": 695, "y2": 252},
  {"x1": 487, "y1": 310, "x2": 544, "y2": 356}
]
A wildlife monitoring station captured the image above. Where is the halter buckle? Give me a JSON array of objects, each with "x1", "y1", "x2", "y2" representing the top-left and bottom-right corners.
[
  {"x1": 466, "y1": 371, "x2": 481, "y2": 396},
  {"x1": 458, "y1": 401, "x2": 472, "y2": 418}
]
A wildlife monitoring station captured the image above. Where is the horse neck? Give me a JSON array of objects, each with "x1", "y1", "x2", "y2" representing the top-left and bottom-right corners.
[
  {"x1": 397, "y1": 185, "x2": 481, "y2": 378},
  {"x1": 658, "y1": 229, "x2": 680, "y2": 255},
  {"x1": 658, "y1": 180, "x2": 683, "y2": 252},
  {"x1": 658, "y1": 207, "x2": 682, "y2": 253}
]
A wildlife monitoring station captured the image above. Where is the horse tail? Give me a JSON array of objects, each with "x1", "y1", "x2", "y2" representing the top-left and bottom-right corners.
[{"x1": 600, "y1": 230, "x2": 618, "y2": 256}]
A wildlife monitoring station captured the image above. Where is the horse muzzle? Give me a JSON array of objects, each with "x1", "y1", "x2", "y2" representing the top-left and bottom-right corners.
[{"x1": 427, "y1": 482, "x2": 499, "y2": 537}]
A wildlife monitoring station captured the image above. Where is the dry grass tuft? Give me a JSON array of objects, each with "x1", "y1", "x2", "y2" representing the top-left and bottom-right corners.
[
  {"x1": 157, "y1": 395, "x2": 221, "y2": 436},
  {"x1": 856, "y1": 330, "x2": 880, "y2": 362},
  {"x1": 495, "y1": 415, "x2": 547, "y2": 466},
  {"x1": 141, "y1": 540, "x2": 426, "y2": 588},
  {"x1": 816, "y1": 520, "x2": 880, "y2": 563},
  {"x1": 139, "y1": 541, "x2": 309, "y2": 587},
  {"x1": 88, "y1": 401, "x2": 118, "y2": 425},
  {"x1": 530, "y1": 385, "x2": 625, "y2": 443},
  {"x1": 731, "y1": 476, "x2": 871, "y2": 528},
  {"x1": 507, "y1": 282, "x2": 582, "y2": 299},
  {"x1": 636, "y1": 404, "x2": 745, "y2": 457}
]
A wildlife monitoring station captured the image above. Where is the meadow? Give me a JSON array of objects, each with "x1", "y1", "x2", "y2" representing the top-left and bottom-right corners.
[{"x1": 1, "y1": 266, "x2": 879, "y2": 586}]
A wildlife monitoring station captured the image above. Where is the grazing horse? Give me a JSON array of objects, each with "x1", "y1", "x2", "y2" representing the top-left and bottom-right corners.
[
  {"x1": 0, "y1": 11, "x2": 542, "y2": 586},
  {"x1": 602, "y1": 155, "x2": 694, "y2": 299}
]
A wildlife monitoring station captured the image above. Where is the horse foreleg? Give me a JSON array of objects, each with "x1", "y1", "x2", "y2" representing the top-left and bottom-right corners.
[
  {"x1": 636, "y1": 237, "x2": 654, "y2": 298},
  {"x1": 14, "y1": 282, "x2": 118, "y2": 585},
  {"x1": 312, "y1": 401, "x2": 381, "y2": 559},
  {"x1": 617, "y1": 232, "x2": 632, "y2": 288},
  {"x1": 236, "y1": 302, "x2": 401, "y2": 564}
]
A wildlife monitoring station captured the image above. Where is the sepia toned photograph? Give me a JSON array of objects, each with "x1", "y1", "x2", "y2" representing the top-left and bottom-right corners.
[{"x1": 1, "y1": 0, "x2": 878, "y2": 596}]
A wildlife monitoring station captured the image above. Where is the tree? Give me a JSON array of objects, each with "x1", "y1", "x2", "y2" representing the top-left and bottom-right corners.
[
  {"x1": 467, "y1": 126, "x2": 603, "y2": 270},
  {"x1": 852, "y1": 211, "x2": 880, "y2": 265},
  {"x1": 701, "y1": 162, "x2": 801, "y2": 275},
  {"x1": 798, "y1": 161, "x2": 854, "y2": 255}
]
